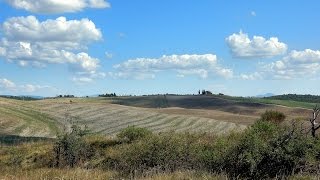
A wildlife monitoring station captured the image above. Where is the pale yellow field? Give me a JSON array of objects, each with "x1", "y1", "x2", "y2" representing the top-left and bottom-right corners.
[{"x1": 0, "y1": 96, "x2": 312, "y2": 137}]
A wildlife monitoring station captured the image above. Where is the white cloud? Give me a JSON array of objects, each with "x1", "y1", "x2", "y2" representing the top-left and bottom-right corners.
[
  {"x1": 0, "y1": 16, "x2": 104, "y2": 82},
  {"x1": 21, "y1": 84, "x2": 52, "y2": 93},
  {"x1": 88, "y1": 0, "x2": 110, "y2": 8},
  {"x1": 0, "y1": 78, "x2": 16, "y2": 89},
  {"x1": 226, "y1": 31, "x2": 287, "y2": 58},
  {"x1": 264, "y1": 49, "x2": 320, "y2": 79},
  {"x1": 73, "y1": 71, "x2": 106, "y2": 83},
  {"x1": 242, "y1": 49, "x2": 320, "y2": 80},
  {"x1": 6, "y1": 0, "x2": 110, "y2": 14},
  {"x1": 3, "y1": 16, "x2": 102, "y2": 45},
  {"x1": 0, "y1": 78, "x2": 54, "y2": 93},
  {"x1": 0, "y1": 40, "x2": 99, "y2": 72},
  {"x1": 240, "y1": 72, "x2": 262, "y2": 80},
  {"x1": 0, "y1": 47, "x2": 6, "y2": 56},
  {"x1": 72, "y1": 77, "x2": 93, "y2": 84},
  {"x1": 108, "y1": 72, "x2": 156, "y2": 80},
  {"x1": 110, "y1": 54, "x2": 233, "y2": 79}
]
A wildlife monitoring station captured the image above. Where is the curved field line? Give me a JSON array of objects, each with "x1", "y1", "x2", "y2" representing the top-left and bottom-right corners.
[{"x1": 100, "y1": 114, "x2": 170, "y2": 134}]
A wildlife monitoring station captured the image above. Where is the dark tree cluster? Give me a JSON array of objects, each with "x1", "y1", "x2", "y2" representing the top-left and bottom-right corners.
[
  {"x1": 56, "y1": 95, "x2": 75, "y2": 98},
  {"x1": 0, "y1": 95, "x2": 39, "y2": 101},
  {"x1": 198, "y1": 89, "x2": 213, "y2": 95},
  {"x1": 99, "y1": 93, "x2": 117, "y2": 97}
]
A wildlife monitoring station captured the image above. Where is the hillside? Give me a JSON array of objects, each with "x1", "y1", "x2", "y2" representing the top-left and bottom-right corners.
[
  {"x1": 33, "y1": 98, "x2": 247, "y2": 136},
  {"x1": 0, "y1": 95, "x2": 313, "y2": 138},
  {"x1": 0, "y1": 98, "x2": 58, "y2": 137},
  {"x1": 0, "y1": 97, "x2": 247, "y2": 138},
  {"x1": 111, "y1": 95, "x2": 311, "y2": 118}
]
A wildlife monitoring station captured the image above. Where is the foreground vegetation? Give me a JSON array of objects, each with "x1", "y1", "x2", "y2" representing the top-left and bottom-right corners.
[{"x1": 2, "y1": 110, "x2": 320, "y2": 179}]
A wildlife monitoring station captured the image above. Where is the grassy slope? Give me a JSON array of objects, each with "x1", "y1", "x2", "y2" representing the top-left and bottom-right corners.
[
  {"x1": 34, "y1": 98, "x2": 246, "y2": 136},
  {"x1": 0, "y1": 94, "x2": 313, "y2": 138},
  {"x1": 0, "y1": 98, "x2": 59, "y2": 137}
]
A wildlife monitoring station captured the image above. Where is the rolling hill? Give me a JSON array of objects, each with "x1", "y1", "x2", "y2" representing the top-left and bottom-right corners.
[{"x1": 0, "y1": 95, "x2": 313, "y2": 138}]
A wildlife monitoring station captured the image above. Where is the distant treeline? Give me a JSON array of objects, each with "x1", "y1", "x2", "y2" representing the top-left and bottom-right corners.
[
  {"x1": 56, "y1": 95, "x2": 75, "y2": 98},
  {"x1": 0, "y1": 95, "x2": 40, "y2": 101},
  {"x1": 99, "y1": 93, "x2": 117, "y2": 97},
  {"x1": 265, "y1": 94, "x2": 320, "y2": 103}
]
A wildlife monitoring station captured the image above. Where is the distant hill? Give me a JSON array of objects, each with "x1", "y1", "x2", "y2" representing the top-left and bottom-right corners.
[
  {"x1": 264, "y1": 94, "x2": 320, "y2": 103},
  {"x1": 256, "y1": 93, "x2": 275, "y2": 98}
]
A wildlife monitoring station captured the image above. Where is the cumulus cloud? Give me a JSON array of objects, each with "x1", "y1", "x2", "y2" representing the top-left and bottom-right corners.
[
  {"x1": 0, "y1": 16, "x2": 103, "y2": 82},
  {"x1": 109, "y1": 54, "x2": 233, "y2": 79},
  {"x1": 3, "y1": 16, "x2": 102, "y2": 47},
  {"x1": 6, "y1": 0, "x2": 110, "y2": 14},
  {"x1": 264, "y1": 49, "x2": 320, "y2": 79},
  {"x1": 0, "y1": 78, "x2": 54, "y2": 93},
  {"x1": 226, "y1": 31, "x2": 287, "y2": 58},
  {"x1": 241, "y1": 49, "x2": 320, "y2": 80}
]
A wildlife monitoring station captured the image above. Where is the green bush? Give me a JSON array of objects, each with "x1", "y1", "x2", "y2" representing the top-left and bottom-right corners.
[
  {"x1": 101, "y1": 132, "x2": 236, "y2": 176},
  {"x1": 224, "y1": 120, "x2": 316, "y2": 178},
  {"x1": 117, "y1": 126, "x2": 152, "y2": 143},
  {"x1": 261, "y1": 110, "x2": 286, "y2": 124},
  {"x1": 53, "y1": 125, "x2": 94, "y2": 168}
]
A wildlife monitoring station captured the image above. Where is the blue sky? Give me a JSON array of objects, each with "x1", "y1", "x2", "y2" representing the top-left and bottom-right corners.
[{"x1": 0, "y1": 0, "x2": 320, "y2": 96}]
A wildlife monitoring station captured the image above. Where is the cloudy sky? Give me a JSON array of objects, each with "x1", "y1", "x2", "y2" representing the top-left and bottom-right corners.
[{"x1": 0, "y1": 0, "x2": 320, "y2": 96}]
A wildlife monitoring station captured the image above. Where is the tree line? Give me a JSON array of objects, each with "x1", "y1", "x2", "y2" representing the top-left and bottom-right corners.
[{"x1": 265, "y1": 94, "x2": 320, "y2": 103}]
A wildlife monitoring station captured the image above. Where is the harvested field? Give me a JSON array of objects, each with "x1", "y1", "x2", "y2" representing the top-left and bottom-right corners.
[
  {"x1": 0, "y1": 95, "x2": 313, "y2": 138},
  {"x1": 34, "y1": 99, "x2": 246, "y2": 136}
]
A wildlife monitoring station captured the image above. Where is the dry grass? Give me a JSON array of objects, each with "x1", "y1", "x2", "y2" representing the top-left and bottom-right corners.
[
  {"x1": 34, "y1": 99, "x2": 246, "y2": 136},
  {"x1": 0, "y1": 167, "x2": 230, "y2": 180},
  {"x1": 138, "y1": 171, "x2": 227, "y2": 180},
  {"x1": 0, "y1": 168, "x2": 117, "y2": 180},
  {"x1": 0, "y1": 95, "x2": 312, "y2": 138},
  {"x1": 0, "y1": 98, "x2": 58, "y2": 137}
]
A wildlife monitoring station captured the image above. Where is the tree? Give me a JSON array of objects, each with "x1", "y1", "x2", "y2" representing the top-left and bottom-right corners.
[{"x1": 309, "y1": 105, "x2": 320, "y2": 137}]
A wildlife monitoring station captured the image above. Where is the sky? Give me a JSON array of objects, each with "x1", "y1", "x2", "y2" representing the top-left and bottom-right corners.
[{"x1": 0, "y1": 0, "x2": 320, "y2": 97}]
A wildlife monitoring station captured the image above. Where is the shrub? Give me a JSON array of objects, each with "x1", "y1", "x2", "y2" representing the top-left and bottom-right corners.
[
  {"x1": 117, "y1": 126, "x2": 152, "y2": 143},
  {"x1": 224, "y1": 120, "x2": 315, "y2": 179},
  {"x1": 101, "y1": 132, "x2": 233, "y2": 176},
  {"x1": 53, "y1": 125, "x2": 93, "y2": 168},
  {"x1": 261, "y1": 110, "x2": 286, "y2": 124}
]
